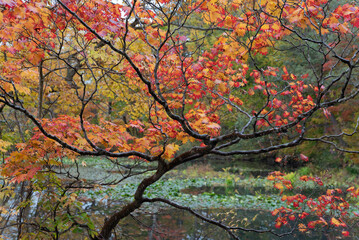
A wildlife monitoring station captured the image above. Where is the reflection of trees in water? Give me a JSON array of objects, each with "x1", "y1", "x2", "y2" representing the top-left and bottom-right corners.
[
  {"x1": 117, "y1": 209, "x2": 247, "y2": 240},
  {"x1": 0, "y1": 181, "x2": 35, "y2": 238},
  {"x1": 112, "y1": 209, "x2": 357, "y2": 240}
]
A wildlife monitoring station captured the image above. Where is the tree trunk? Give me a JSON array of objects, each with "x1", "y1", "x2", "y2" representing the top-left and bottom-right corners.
[{"x1": 38, "y1": 60, "x2": 44, "y2": 119}]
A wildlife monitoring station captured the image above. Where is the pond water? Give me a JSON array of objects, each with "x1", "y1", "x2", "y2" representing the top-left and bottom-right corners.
[
  {"x1": 96, "y1": 207, "x2": 353, "y2": 240},
  {"x1": 2, "y1": 159, "x2": 359, "y2": 239}
]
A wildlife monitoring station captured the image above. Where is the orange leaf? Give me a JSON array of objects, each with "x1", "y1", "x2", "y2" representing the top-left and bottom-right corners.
[
  {"x1": 274, "y1": 182, "x2": 283, "y2": 190},
  {"x1": 248, "y1": 88, "x2": 254, "y2": 95}
]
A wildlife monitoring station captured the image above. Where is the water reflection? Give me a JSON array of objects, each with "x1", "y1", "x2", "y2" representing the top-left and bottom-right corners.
[{"x1": 110, "y1": 208, "x2": 356, "y2": 240}]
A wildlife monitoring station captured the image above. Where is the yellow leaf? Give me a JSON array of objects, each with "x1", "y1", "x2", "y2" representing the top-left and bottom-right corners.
[
  {"x1": 163, "y1": 144, "x2": 179, "y2": 160},
  {"x1": 14, "y1": 84, "x2": 30, "y2": 95},
  {"x1": 207, "y1": 80, "x2": 215, "y2": 89},
  {"x1": 298, "y1": 223, "x2": 307, "y2": 232},
  {"x1": 224, "y1": 16, "x2": 232, "y2": 28},
  {"x1": 272, "y1": 23, "x2": 281, "y2": 31},
  {"x1": 234, "y1": 23, "x2": 247, "y2": 37},
  {"x1": 261, "y1": 24, "x2": 269, "y2": 31},
  {"x1": 331, "y1": 217, "x2": 341, "y2": 226},
  {"x1": 218, "y1": 82, "x2": 227, "y2": 92},
  {"x1": 0, "y1": 140, "x2": 11, "y2": 152}
]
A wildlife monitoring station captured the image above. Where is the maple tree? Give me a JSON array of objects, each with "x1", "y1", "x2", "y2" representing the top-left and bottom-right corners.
[{"x1": 1, "y1": 0, "x2": 359, "y2": 239}]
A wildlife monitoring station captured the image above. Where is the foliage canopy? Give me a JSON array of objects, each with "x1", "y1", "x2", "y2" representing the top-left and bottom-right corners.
[{"x1": 1, "y1": 0, "x2": 359, "y2": 239}]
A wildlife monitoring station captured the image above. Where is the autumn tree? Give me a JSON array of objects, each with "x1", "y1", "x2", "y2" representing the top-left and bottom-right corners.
[{"x1": 1, "y1": 0, "x2": 359, "y2": 239}]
